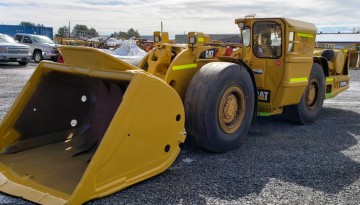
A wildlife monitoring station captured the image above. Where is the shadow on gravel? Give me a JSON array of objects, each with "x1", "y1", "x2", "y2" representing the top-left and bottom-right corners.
[
  {"x1": 0, "y1": 63, "x2": 28, "y2": 69},
  {"x1": 85, "y1": 107, "x2": 360, "y2": 205}
]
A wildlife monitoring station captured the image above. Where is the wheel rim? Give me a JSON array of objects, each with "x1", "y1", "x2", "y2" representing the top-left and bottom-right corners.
[
  {"x1": 218, "y1": 86, "x2": 246, "y2": 134},
  {"x1": 34, "y1": 53, "x2": 41, "y2": 62},
  {"x1": 306, "y1": 79, "x2": 319, "y2": 109}
]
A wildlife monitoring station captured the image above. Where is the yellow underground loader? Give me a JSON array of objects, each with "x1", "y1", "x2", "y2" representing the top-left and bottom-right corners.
[{"x1": 0, "y1": 17, "x2": 350, "y2": 204}]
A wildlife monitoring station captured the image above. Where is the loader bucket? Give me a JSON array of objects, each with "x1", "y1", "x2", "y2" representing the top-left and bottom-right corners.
[{"x1": 0, "y1": 46, "x2": 185, "y2": 205}]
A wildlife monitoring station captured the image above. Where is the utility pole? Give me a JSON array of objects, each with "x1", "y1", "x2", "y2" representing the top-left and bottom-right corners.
[
  {"x1": 68, "y1": 21, "x2": 71, "y2": 38},
  {"x1": 161, "y1": 21, "x2": 163, "y2": 32}
]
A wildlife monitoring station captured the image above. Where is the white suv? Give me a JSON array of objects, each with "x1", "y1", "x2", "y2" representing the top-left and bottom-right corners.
[{"x1": 0, "y1": 34, "x2": 31, "y2": 66}]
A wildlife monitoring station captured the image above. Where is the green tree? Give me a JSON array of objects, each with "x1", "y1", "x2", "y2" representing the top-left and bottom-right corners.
[
  {"x1": 19, "y1": 21, "x2": 35, "y2": 27},
  {"x1": 111, "y1": 31, "x2": 118, "y2": 38},
  {"x1": 71, "y1": 24, "x2": 99, "y2": 39},
  {"x1": 72, "y1": 24, "x2": 89, "y2": 39},
  {"x1": 19, "y1": 22, "x2": 45, "y2": 27},
  {"x1": 127, "y1": 28, "x2": 140, "y2": 38},
  {"x1": 88, "y1": 27, "x2": 99, "y2": 38},
  {"x1": 113, "y1": 28, "x2": 140, "y2": 39},
  {"x1": 118, "y1": 31, "x2": 129, "y2": 39},
  {"x1": 55, "y1": 26, "x2": 70, "y2": 38}
]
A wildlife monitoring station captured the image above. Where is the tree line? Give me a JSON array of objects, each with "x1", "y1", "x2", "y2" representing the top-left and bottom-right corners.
[
  {"x1": 19, "y1": 22, "x2": 140, "y2": 40},
  {"x1": 55, "y1": 25, "x2": 140, "y2": 40},
  {"x1": 56, "y1": 25, "x2": 99, "y2": 39},
  {"x1": 19, "y1": 21, "x2": 45, "y2": 27}
]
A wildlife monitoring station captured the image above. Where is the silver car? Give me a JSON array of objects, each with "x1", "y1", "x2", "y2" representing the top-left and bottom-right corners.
[
  {"x1": 0, "y1": 34, "x2": 31, "y2": 66},
  {"x1": 14, "y1": 33, "x2": 59, "y2": 63}
]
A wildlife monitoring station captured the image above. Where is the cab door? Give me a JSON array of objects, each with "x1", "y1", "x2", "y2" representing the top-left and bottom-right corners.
[
  {"x1": 250, "y1": 19, "x2": 285, "y2": 110},
  {"x1": 22, "y1": 35, "x2": 35, "y2": 54}
]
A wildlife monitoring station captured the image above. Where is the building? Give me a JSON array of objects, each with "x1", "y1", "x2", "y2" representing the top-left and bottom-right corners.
[
  {"x1": 0, "y1": 24, "x2": 53, "y2": 39},
  {"x1": 175, "y1": 34, "x2": 239, "y2": 44},
  {"x1": 315, "y1": 33, "x2": 360, "y2": 49},
  {"x1": 139, "y1": 35, "x2": 154, "y2": 41}
]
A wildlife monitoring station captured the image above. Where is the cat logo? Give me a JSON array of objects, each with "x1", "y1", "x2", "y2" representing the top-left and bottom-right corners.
[
  {"x1": 206, "y1": 50, "x2": 214, "y2": 58},
  {"x1": 258, "y1": 89, "x2": 270, "y2": 103},
  {"x1": 199, "y1": 48, "x2": 219, "y2": 59}
]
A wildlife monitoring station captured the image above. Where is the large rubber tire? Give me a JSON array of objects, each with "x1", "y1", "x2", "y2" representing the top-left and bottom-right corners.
[
  {"x1": 184, "y1": 62, "x2": 255, "y2": 153},
  {"x1": 322, "y1": 50, "x2": 335, "y2": 61},
  {"x1": 33, "y1": 51, "x2": 42, "y2": 63},
  {"x1": 283, "y1": 63, "x2": 325, "y2": 124}
]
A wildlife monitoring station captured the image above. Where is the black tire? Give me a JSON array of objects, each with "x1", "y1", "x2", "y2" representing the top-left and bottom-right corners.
[
  {"x1": 18, "y1": 62, "x2": 28, "y2": 66},
  {"x1": 184, "y1": 62, "x2": 255, "y2": 153},
  {"x1": 283, "y1": 63, "x2": 325, "y2": 124},
  {"x1": 33, "y1": 51, "x2": 42, "y2": 63},
  {"x1": 51, "y1": 56, "x2": 58, "y2": 62},
  {"x1": 322, "y1": 50, "x2": 335, "y2": 61}
]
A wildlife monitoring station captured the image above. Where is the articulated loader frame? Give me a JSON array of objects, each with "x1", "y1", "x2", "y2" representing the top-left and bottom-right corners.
[
  {"x1": 0, "y1": 17, "x2": 351, "y2": 204},
  {"x1": 0, "y1": 47, "x2": 185, "y2": 204}
]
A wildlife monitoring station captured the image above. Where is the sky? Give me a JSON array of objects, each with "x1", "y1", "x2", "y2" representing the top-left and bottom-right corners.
[{"x1": 1, "y1": 0, "x2": 360, "y2": 36}]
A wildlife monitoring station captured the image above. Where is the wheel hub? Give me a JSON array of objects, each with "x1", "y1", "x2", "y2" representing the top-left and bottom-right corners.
[
  {"x1": 35, "y1": 54, "x2": 41, "y2": 62},
  {"x1": 223, "y1": 94, "x2": 238, "y2": 123},
  {"x1": 306, "y1": 80, "x2": 319, "y2": 109},
  {"x1": 218, "y1": 86, "x2": 246, "y2": 134}
]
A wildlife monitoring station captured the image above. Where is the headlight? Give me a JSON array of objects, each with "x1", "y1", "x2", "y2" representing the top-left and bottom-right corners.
[
  {"x1": 188, "y1": 36, "x2": 196, "y2": 44},
  {"x1": 0, "y1": 46, "x2": 7, "y2": 53},
  {"x1": 43, "y1": 47, "x2": 51, "y2": 52},
  {"x1": 154, "y1": 35, "x2": 161, "y2": 42}
]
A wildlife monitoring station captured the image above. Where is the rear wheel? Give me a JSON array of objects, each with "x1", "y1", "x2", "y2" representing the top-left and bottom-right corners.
[
  {"x1": 283, "y1": 63, "x2": 325, "y2": 124},
  {"x1": 184, "y1": 62, "x2": 255, "y2": 153},
  {"x1": 321, "y1": 49, "x2": 335, "y2": 61},
  {"x1": 33, "y1": 51, "x2": 42, "y2": 63}
]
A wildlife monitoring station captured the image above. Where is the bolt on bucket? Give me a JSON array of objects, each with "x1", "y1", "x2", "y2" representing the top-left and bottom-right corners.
[{"x1": 0, "y1": 47, "x2": 185, "y2": 204}]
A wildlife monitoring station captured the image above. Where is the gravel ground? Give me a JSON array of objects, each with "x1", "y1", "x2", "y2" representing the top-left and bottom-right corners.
[{"x1": 0, "y1": 62, "x2": 359, "y2": 205}]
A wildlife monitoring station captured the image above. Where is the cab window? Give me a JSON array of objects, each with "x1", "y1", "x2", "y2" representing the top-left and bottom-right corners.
[
  {"x1": 253, "y1": 21, "x2": 282, "y2": 58},
  {"x1": 14, "y1": 35, "x2": 23, "y2": 42},
  {"x1": 241, "y1": 27, "x2": 250, "y2": 47},
  {"x1": 23, "y1": 36, "x2": 32, "y2": 44}
]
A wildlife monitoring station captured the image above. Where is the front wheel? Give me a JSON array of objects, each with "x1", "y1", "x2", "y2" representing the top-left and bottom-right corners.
[
  {"x1": 184, "y1": 62, "x2": 255, "y2": 153},
  {"x1": 33, "y1": 51, "x2": 42, "y2": 63},
  {"x1": 283, "y1": 63, "x2": 325, "y2": 124}
]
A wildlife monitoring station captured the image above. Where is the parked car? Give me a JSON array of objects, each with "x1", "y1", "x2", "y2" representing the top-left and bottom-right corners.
[
  {"x1": 14, "y1": 33, "x2": 59, "y2": 63},
  {"x1": 0, "y1": 33, "x2": 31, "y2": 66}
]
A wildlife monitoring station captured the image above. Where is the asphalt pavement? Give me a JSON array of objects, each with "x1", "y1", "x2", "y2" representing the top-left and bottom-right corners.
[{"x1": 0, "y1": 62, "x2": 359, "y2": 205}]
